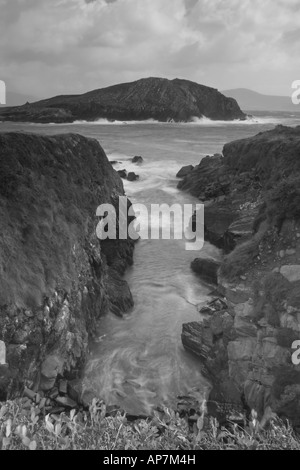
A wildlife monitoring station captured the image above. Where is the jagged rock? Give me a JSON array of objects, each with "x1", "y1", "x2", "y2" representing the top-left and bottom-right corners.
[
  {"x1": 191, "y1": 258, "x2": 220, "y2": 285},
  {"x1": 0, "y1": 132, "x2": 135, "y2": 399},
  {"x1": 127, "y1": 172, "x2": 139, "y2": 182},
  {"x1": 0, "y1": 77, "x2": 246, "y2": 124},
  {"x1": 117, "y1": 169, "x2": 127, "y2": 179},
  {"x1": 180, "y1": 126, "x2": 300, "y2": 426},
  {"x1": 132, "y1": 156, "x2": 143, "y2": 164},
  {"x1": 176, "y1": 165, "x2": 194, "y2": 178},
  {"x1": 198, "y1": 298, "x2": 228, "y2": 315}
]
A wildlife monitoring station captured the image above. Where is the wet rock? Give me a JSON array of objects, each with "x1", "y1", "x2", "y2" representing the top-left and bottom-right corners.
[
  {"x1": 176, "y1": 165, "x2": 194, "y2": 178},
  {"x1": 198, "y1": 298, "x2": 228, "y2": 315},
  {"x1": 132, "y1": 156, "x2": 143, "y2": 165},
  {"x1": 110, "y1": 161, "x2": 121, "y2": 166},
  {"x1": 191, "y1": 258, "x2": 220, "y2": 285},
  {"x1": 127, "y1": 172, "x2": 139, "y2": 182},
  {"x1": 117, "y1": 169, "x2": 127, "y2": 179},
  {"x1": 181, "y1": 322, "x2": 210, "y2": 359}
]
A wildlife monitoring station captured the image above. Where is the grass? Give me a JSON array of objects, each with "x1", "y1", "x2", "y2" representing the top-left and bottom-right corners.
[
  {"x1": 266, "y1": 175, "x2": 300, "y2": 230},
  {"x1": 253, "y1": 175, "x2": 300, "y2": 233},
  {"x1": 220, "y1": 239, "x2": 260, "y2": 281},
  {"x1": 0, "y1": 399, "x2": 300, "y2": 450}
]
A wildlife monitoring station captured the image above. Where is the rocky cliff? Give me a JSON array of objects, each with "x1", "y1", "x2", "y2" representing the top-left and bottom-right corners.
[
  {"x1": 179, "y1": 125, "x2": 300, "y2": 427},
  {"x1": 0, "y1": 132, "x2": 135, "y2": 399},
  {"x1": 0, "y1": 77, "x2": 246, "y2": 124}
]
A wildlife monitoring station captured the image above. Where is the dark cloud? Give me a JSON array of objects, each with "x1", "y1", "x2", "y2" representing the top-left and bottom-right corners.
[{"x1": 0, "y1": 0, "x2": 298, "y2": 97}]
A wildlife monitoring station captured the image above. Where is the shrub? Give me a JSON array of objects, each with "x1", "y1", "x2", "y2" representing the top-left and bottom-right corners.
[{"x1": 1, "y1": 399, "x2": 300, "y2": 450}]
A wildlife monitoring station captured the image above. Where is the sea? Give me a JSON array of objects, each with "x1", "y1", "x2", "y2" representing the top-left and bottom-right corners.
[{"x1": 1, "y1": 110, "x2": 300, "y2": 414}]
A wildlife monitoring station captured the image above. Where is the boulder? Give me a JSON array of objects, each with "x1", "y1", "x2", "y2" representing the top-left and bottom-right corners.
[
  {"x1": 117, "y1": 169, "x2": 127, "y2": 179},
  {"x1": 127, "y1": 172, "x2": 139, "y2": 182},
  {"x1": 132, "y1": 156, "x2": 143, "y2": 165},
  {"x1": 191, "y1": 258, "x2": 220, "y2": 285},
  {"x1": 40, "y1": 355, "x2": 64, "y2": 391},
  {"x1": 176, "y1": 165, "x2": 194, "y2": 178}
]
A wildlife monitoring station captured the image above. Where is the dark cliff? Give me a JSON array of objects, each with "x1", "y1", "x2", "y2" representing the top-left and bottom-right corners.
[
  {"x1": 0, "y1": 132, "x2": 135, "y2": 398},
  {"x1": 0, "y1": 77, "x2": 246, "y2": 124},
  {"x1": 179, "y1": 125, "x2": 300, "y2": 427}
]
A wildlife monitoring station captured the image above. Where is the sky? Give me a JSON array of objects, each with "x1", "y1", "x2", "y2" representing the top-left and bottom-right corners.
[{"x1": 0, "y1": 0, "x2": 299, "y2": 100}]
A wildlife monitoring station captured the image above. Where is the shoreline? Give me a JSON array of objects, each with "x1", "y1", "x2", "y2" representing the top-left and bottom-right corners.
[{"x1": 178, "y1": 124, "x2": 300, "y2": 428}]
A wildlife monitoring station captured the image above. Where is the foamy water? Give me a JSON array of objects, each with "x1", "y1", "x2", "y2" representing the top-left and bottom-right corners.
[{"x1": 1, "y1": 112, "x2": 300, "y2": 414}]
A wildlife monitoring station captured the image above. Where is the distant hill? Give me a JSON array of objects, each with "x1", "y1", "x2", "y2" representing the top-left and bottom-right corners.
[
  {"x1": 0, "y1": 77, "x2": 246, "y2": 123},
  {"x1": 0, "y1": 91, "x2": 37, "y2": 107},
  {"x1": 222, "y1": 88, "x2": 298, "y2": 113}
]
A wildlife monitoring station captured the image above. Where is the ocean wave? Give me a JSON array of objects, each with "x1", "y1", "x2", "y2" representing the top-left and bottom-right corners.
[
  {"x1": 189, "y1": 115, "x2": 283, "y2": 125},
  {"x1": 12, "y1": 115, "x2": 291, "y2": 126},
  {"x1": 72, "y1": 114, "x2": 288, "y2": 126},
  {"x1": 72, "y1": 118, "x2": 161, "y2": 125}
]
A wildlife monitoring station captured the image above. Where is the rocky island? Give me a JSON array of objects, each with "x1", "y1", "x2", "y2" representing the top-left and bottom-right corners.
[
  {"x1": 0, "y1": 77, "x2": 246, "y2": 124},
  {"x1": 178, "y1": 125, "x2": 300, "y2": 428},
  {"x1": 0, "y1": 132, "x2": 135, "y2": 400}
]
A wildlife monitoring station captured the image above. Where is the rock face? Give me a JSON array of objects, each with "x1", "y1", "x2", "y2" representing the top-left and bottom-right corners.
[
  {"x1": 0, "y1": 77, "x2": 246, "y2": 124},
  {"x1": 179, "y1": 125, "x2": 300, "y2": 252},
  {"x1": 191, "y1": 258, "x2": 220, "y2": 285},
  {"x1": 181, "y1": 125, "x2": 300, "y2": 427},
  {"x1": 0, "y1": 132, "x2": 135, "y2": 400},
  {"x1": 176, "y1": 165, "x2": 194, "y2": 178}
]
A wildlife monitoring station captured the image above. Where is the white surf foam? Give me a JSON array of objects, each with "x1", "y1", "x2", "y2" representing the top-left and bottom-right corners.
[{"x1": 189, "y1": 115, "x2": 283, "y2": 126}]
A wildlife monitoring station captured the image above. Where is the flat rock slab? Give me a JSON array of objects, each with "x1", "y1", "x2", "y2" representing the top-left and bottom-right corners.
[
  {"x1": 280, "y1": 265, "x2": 300, "y2": 283},
  {"x1": 55, "y1": 396, "x2": 78, "y2": 408}
]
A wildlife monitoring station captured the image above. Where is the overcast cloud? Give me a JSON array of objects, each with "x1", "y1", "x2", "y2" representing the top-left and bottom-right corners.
[{"x1": 0, "y1": 0, "x2": 299, "y2": 99}]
